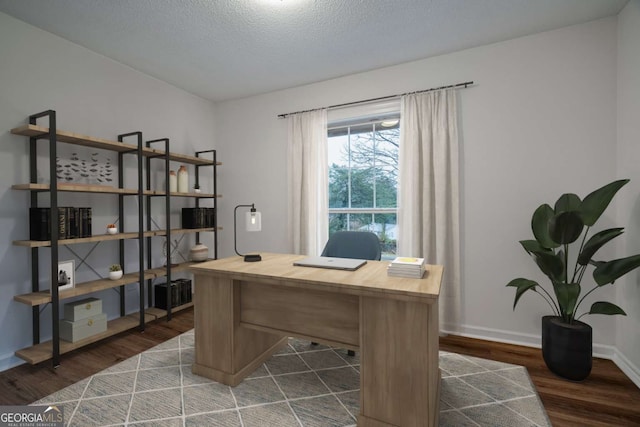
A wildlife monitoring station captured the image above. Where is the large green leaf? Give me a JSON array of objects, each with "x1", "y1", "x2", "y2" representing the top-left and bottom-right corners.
[
  {"x1": 520, "y1": 240, "x2": 552, "y2": 255},
  {"x1": 506, "y1": 278, "x2": 538, "y2": 310},
  {"x1": 577, "y1": 228, "x2": 624, "y2": 265},
  {"x1": 532, "y1": 204, "x2": 559, "y2": 249},
  {"x1": 593, "y1": 254, "x2": 640, "y2": 286},
  {"x1": 548, "y1": 211, "x2": 584, "y2": 245},
  {"x1": 589, "y1": 301, "x2": 626, "y2": 316},
  {"x1": 554, "y1": 193, "x2": 581, "y2": 214},
  {"x1": 553, "y1": 282, "x2": 580, "y2": 320},
  {"x1": 534, "y1": 251, "x2": 565, "y2": 282},
  {"x1": 580, "y1": 179, "x2": 629, "y2": 226}
]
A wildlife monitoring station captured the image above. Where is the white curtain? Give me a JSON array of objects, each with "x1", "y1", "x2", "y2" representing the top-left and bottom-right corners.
[
  {"x1": 287, "y1": 109, "x2": 328, "y2": 255},
  {"x1": 398, "y1": 89, "x2": 461, "y2": 330}
]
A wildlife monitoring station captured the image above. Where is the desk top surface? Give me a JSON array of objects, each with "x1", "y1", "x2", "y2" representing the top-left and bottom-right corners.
[{"x1": 189, "y1": 253, "x2": 442, "y2": 302}]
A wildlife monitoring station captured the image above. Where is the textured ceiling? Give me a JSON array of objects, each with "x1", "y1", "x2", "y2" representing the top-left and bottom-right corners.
[{"x1": 0, "y1": 0, "x2": 628, "y2": 102}]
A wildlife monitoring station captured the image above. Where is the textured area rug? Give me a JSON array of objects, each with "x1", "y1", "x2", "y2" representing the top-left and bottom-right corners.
[{"x1": 34, "y1": 330, "x2": 550, "y2": 426}]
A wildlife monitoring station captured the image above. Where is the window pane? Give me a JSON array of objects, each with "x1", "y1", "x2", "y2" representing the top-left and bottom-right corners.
[
  {"x1": 350, "y1": 167, "x2": 374, "y2": 208},
  {"x1": 374, "y1": 128, "x2": 399, "y2": 178},
  {"x1": 328, "y1": 134, "x2": 349, "y2": 168},
  {"x1": 329, "y1": 213, "x2": 347, "y2": 235},
  {"x1": 375, "y1": 167, "x2": 397, "y2": 208},
  {"x1": 350, "y1": 131, "x2": 374, "y2": 168},
  {"x1": 329, "y1": 167, "x2": 349, "y2": 208},
  {"x1": 373, "y1": 213, "x2": 397, "y2": 258},
  {"x1": 347, "y1": 213, "x2": 373, "y2": 231}
]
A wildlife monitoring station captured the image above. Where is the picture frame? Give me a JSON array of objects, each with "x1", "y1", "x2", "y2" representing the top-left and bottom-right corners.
[{"x1": 56, "y1": 260, "x2": 75, "y2": 292}]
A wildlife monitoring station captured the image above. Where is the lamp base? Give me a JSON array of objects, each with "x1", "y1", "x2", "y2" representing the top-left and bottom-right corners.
[{"x1": 244, "y1": 254, "x2": 262, "y2": 262}]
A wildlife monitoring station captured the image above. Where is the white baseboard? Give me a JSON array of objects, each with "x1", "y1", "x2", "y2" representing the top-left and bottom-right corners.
[
  {"x1": 612, "y1": 349, "x2": 640, "y2": 388},
  {"x1": 443, "y1": 323, "x2": 639, "y2": 387}
]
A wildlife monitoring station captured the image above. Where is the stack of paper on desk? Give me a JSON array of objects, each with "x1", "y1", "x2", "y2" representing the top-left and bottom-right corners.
[{"x1": 387, "y1": 257, "x2": 426, "y2": 278}]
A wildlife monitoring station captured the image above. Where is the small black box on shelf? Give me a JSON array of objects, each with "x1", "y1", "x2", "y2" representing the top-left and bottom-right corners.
[
  {"x1": 154, "y1": 282, "x2": 180, "y2": 310},
  {"x1": 182, "y1": 208, "x2": 215, "y2": 229},
  {"x1": 175, "y1": 278, "x2": 192, "y2": 304},
  {"x1": 154, "y1": 279, "x2": 192, "y2": 309},
  {"x1": 29, "y1": 208, "x2": 51, "y2": 241}
]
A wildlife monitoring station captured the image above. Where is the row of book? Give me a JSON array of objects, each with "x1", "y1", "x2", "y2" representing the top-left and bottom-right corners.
[
  {"x1": 181, "y1": 207, "x2": 215, "y2": 229},
  {"x1": 388, "y1": 257, "x2": 426, "y2": 278},
  {"x1": 29, "y1": 207, "x2": 92, "y2": 241},
  {"x1": 154, "y1": 279, "x2": 193, "y2": 310}
]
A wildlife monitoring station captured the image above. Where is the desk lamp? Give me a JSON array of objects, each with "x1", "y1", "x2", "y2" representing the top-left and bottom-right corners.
[{"x1": 234, "y1": 203, "x2": 262, "y2": 262}]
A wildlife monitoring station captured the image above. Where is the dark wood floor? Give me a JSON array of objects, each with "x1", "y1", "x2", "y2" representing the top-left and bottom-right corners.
[{"x1": 1, "y1": 308, "x2": 638, "y2": 426}]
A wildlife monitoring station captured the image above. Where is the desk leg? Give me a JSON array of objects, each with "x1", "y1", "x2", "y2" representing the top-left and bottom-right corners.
[
  {"x1": 192, "y1": 275, "x2": 286, "y2": 386},
  {"x1": 359, "y1": 296, "x2": 440, "y2": 427}
]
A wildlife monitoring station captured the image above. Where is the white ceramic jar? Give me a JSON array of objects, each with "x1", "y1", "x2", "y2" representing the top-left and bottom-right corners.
[
  {"x1": 177, "y1": 165, "x2": 188, "y2": 193},
  {"x1": 169, "y1": 170, "x2": 177, "y2": 193},
  {"x1": 189, "y1": 243, "x2": 208, "y2": 262}
]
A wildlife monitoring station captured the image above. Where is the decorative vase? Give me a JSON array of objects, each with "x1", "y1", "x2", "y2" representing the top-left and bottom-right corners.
[
  {"x1": 177, "y1": 165, "x2": 188, "y2": 193},
  {"x1": 189, "y1": 243, "x2": 209, "y2": 262},
  {"x1": 169, "y1": 170, "x2": 177, "y2": 193},
  {"x1": 109, "y1": 270, "x2": 123, "y2": 280},
  {"x1": 542, "y1": 315, "x2": 592, "y2": 381}
]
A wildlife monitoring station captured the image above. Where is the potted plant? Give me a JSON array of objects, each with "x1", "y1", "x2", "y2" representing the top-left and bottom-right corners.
[
  {"x1": 193, "y1": 183, "x2": 201, "y2": 194},
  {"x1": 106, "y1": 223, "x2": 117, "y2": 234},
  {"x1": 109, "y1": 264, "x2": 123, "y2": 280},
  {"x1": 507, "y1": 179, "x2": 640, "y2": 381}
]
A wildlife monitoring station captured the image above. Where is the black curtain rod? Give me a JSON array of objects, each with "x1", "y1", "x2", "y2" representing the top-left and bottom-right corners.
[{"x1": 277, "y1": 80, "x2": 474, "y2": 119}]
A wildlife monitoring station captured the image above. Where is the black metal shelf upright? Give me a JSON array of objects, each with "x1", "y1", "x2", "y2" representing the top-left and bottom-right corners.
[
  {"x1": 195, "y1": 149, "x2": 219, "y2": 260},
  {"x1": 117, "y1": 131, "x2": 146, "y2": 330},
  {"x1": 145, "y1": 138, "x2": 172, "y2": 319},
  {"x1": 24, "y1": 110, "x2": 145, "y2": 367}
]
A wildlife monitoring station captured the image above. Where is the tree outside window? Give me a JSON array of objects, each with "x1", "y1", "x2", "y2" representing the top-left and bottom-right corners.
[{"x1": 328, "y1": 117, "x2": 399, "y2": 258}]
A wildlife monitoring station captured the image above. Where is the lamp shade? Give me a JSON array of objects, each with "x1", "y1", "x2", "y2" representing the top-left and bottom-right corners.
[{"x1": 246, "y1": 210, "x2": 262, "y2": 232}]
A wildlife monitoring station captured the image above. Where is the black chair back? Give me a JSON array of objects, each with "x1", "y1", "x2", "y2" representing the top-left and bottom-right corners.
[{"x1": 320, "y1": 231, "x2": 381, "y2": 261}]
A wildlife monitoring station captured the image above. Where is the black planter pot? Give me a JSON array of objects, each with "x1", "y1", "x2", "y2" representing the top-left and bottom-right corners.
[{"x1": 541, "y1": 315, "x2": 592, "y2": 381}]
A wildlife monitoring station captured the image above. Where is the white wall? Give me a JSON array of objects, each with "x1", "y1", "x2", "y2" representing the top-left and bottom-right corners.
[
  {"x1": 616, "y1": 0, "x2": 640, "y2": 385},
  {"x1": 0, "y1": 12, "x2": 217, "y2": 371},
  {"x1": 215, "y1": 18, "x2": 622, "y2": 354}
]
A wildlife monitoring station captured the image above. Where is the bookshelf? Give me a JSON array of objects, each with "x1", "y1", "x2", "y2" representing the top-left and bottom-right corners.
[{"x1": 10, "y1": 110, "x2": 221, "y2": 366}]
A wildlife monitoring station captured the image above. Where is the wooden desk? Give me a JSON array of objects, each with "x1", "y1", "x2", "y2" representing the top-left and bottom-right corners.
[{"x1": 190, "y1": 253, "x2": 443, "y2": 427}]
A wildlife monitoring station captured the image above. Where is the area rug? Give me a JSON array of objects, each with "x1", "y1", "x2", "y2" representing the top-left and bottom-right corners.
[{"x1": 33, "y1": 330, "x2": 551, "y2": 426}]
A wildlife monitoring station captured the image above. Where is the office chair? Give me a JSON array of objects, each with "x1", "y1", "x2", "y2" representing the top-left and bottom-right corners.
[{"x1": 312, "y1": 231, "x2": 382, "y2": 356}]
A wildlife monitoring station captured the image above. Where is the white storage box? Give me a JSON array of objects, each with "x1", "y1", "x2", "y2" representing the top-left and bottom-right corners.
[
  {"x1": 63, "y1": 297, "x2": 102, "y2": 321},
  {"x1": 60, "y1": 313, "x2": 107, "y2": 342}
]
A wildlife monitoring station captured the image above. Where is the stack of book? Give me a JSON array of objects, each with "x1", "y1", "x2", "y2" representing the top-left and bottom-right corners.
[
  {"x1": 29, "y1": 207, "x2": 92, "y2": 240},
  {"x1": 387, "y1": 257, "x2": 426, "y2": 278}
]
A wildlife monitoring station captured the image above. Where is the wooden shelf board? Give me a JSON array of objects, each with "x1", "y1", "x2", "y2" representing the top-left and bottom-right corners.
[
  {"x1": 146, "y1": 302, "x2": 194, "y2": 320},
  {"x1": 13, "y1": 231, "x2": 151, "y2": 248},
  {"x1": 11, "y1": 125, "x2": 223, "y2": 166},
  {"x1": 14, "y1": 272, "x2": 156, "y2": 306},
  {"x1": 15, "y1": 312, "x2": 154, "y2": 365},
  {"x1": 153, "y1": 227, "x2": 218, "y2": 236},
  {"x1": 11, "y1": 125, "x2": 139, "y2": 153},
  {"x1": 146, "y1": 261, "x2": 199, "y2": 278},
  {"x1": 11, "y1": 183, "x2": 152, "y2": 195},
  {"x1": 165, "y1": 191, "x2": 219, "y2": 198},
  {"x1": 13, "y1": 259, "x2": 216, "y2": 307}
]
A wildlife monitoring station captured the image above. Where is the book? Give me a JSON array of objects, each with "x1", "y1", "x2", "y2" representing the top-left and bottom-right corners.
[
  {"x1": 388, "y1": 256, "x2": 426, "y2": 278},
  {"x1": 29, "y1": 206, "x2": 92, "y2": 240},
  {"x1": 390, "y1": 257, "x2": 425, "y2": 266},
  {"x1": 78, "y1": 207, "x2": 92, "y2": 238}
]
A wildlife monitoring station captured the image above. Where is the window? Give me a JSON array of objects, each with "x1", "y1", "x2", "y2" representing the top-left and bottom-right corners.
[{"x1": 327, "y1": 115, "x2": 399, "y2": 258}]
